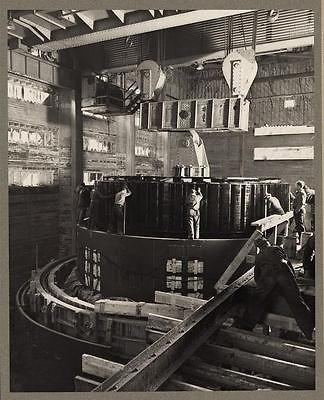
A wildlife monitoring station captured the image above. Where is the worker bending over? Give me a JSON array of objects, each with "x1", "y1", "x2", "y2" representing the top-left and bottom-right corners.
[
  {"x1": 264, "y1": 192, "x2": 285, "y2": 215},
  {"x1": 114, "y1": 183, "x2": 132, "y2": 234},
  {"x1": 186, "y1": 187, "x2": 203, "y2": 239},
  {"x1": 235, "y1": 235, "x2": 314, "y2": 341}
]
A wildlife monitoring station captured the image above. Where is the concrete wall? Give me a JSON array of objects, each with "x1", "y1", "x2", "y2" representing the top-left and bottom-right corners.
[{"x1": 8, "y1": 53, "x2": 75, "y2": 287}]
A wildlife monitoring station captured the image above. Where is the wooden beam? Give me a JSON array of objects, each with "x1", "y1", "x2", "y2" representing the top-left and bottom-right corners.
[
  {"x1": 214, "y1": 327, "x2": 315, "y2": 367},
  {"x1": 263, "y1": 313, "x2": 302, "y2": 333},
  {"x1": 95, "y1": 300, "x2": 185, "y2": 319},
  {"x1": 154, "y1": 291, "x2": 205, "y2": 309},
  {"x1": 251, "y1": 211, "x2": 293, "y2": 232},
  {"x1": 81, "y1": 355, "x2": 212, "y2": 392},
  {"x1": 199, "y1": 343, "x2": 315, "y2": 388},
  {"x1": 254, "y1": 146, "x2": 314, "y2": 161},
  {"x1": 254, "y1": 125, "x2": 315, "y2": 136},
  {"x1": 162, "y1": 377, "x2": 213, "y2": 391},
  {"x1": 75, "y1": 375, "x2": 100, "y2": 391},
  {"x1": 146, "y1": 313, "x2": 182, "y2": 333},
  {"x1": 214, "y1": 229, "x2": 262, "y2": 293},
  {"x1": 182, "y1": 358, "x2": 295, "y2": 390},
  {"x1": 92, "y1": 268, "x2": 255, "y2": 392}
]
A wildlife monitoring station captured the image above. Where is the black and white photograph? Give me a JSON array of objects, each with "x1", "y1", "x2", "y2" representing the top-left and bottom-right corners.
[{"x1": 1, "y1": 3, "x2": 323, "y2": 397}]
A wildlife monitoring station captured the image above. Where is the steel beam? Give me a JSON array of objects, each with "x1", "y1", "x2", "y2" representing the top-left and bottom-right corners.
[
  {"x1": 35, "y1": 10, "x2": 254, "y2": 51},
  {"x1": 92, "y1": 267, "x2": 254, "y2": 392}
]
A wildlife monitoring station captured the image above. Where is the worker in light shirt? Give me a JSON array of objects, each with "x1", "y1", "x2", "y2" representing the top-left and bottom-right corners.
[{"x1": 114, "y1": 183, "x2": 132, "y2": 234}]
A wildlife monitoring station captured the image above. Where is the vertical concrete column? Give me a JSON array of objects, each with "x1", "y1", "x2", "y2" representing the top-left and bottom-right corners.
[{"x1": 70, "y1": 68, "x2": 83, "y2": 252}]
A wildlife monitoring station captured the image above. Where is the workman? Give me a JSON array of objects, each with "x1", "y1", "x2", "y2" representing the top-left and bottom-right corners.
[
  {"x1": 264, "y1": 193, "x2": 285, "y2": 215},
  {"x1": 304, "y1": 185, "x2": 315, "y2": 232},
  {"x1": 235, "y1": 235, "x2": 314, "y2": 341},
  {"x1": 114, "y1": 183, "x2": 132, "y2": 234},
  {"x1": 186, "y1": 187, "x2": 203, "y2": 239},
  {"x1": 76, "y1": 182, "x2": 91, "y2": 225},
  {"x1": 89, "y1": 182, "x2": 110, "y2": 230},
  {"x1": 303, "y1": 233, "x2": 315, "y2": 280},
  {"x1": 290, "y1": 181, "x2": 307, "y2": 244}
]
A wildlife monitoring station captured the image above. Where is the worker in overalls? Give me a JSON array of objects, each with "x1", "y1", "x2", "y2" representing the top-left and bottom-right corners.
[
  {"x1": 186, "y1": 187, "x2": 203, "y2": 239},
  {"x1": 114, "y1": 183, "x2": 132, "y2": 234},
  {"x1": 235, "y1": 235, "x2": 314, "y2": 341}
]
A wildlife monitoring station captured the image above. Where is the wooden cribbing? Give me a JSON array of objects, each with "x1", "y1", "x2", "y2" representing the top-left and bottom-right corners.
[
  {"x1": 214, "y1": 229, "x2": 262, "y2": 293},
  {"x1": 199, "y1": 343, "x2": 315, "y2": 388},
  {"x1": 92, "y1": 268, "x2": 255, "y2": 392}
]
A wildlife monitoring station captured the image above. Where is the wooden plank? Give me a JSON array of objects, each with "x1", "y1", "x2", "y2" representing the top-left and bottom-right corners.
[
  {"x1": 251, "y1": 211, "x2": 293, "y2": 232},
  {"x1": 199, "y1": 344, "x2": 315, "y2": 388},
  {"x1": 254, "y1": 146, "x2": 314, "y2": 161},
  {"x1": 154, "y1": 291, "x2": 205, "y2": 309},
  {"x1": 146, "y1": 313, "x2": 182, "y2": 332},
  {"x1": 182, "y1": 358, "x2": 294, "y2": 390},
  {"x1": 93, "y1": 268, "x2": 255, "y2": 392},
  {"x1": 146, "y1": 320, "x2": 314, "y2": 368},
  {"x1": 81, "y1": 355, "x2": 212, "y2": 392},
  {"x1": 94, "y1": 300, "x2": 185, "y2": 319},
  {"x1": 263, "y1": 313, "x2": 302, "y2": 333},
  {"x1": 214, "y1": 229, "x2": 262, "y2": 292},
  {"x1": 254, "y1": 125, "x2": 314, "y2": 136},
  {"x1": 161, "y1": 377, "x2": 213, "y2": 391},
  {"x1": 82, "y1": 355, "x2": 122, "y2": 379},
  {"x1": 213, "y1": 327, "x2": 315, "y2": 367},
  {"x1": 75, "y1": 375, "x2": 100, "y2": 391}
]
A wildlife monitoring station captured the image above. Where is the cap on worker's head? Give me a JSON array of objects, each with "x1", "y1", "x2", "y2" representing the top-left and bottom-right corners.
[
  {"x1": 296, "y1": 180, "x2": 305, "y2": 188},
  {"x1": 264, "y1": 193, "x2": 271, "y2": 199},
  {"x1": 254, "y1": 236, "x2": 270, "y2": 248}
]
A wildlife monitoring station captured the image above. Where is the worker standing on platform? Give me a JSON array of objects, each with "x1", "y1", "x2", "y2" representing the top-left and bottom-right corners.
[
  {"x1": 76, "y1": 183, "x2": 91, "y2": 225},
  {"x1": 114, "y1": 183, "x2": 132, "y2": 234},
  {"x1": 186, "y1": 187, "x2": 203, "y2": 239},
  {"x1": 290, "y1": 181, "x2": 307, "y2": 244},
  {"x1": 89, "y1": 182, "x2": 109, "y2": 230},
  {"x1": 264, "y1": 193, "x2": 285, "y2": 215},
  {"x1": 303, "y1": 233, "x2": 315, "y2": 279},
  {"x1": 235, "y1": 235, "x2": 314, "y2": 340}
]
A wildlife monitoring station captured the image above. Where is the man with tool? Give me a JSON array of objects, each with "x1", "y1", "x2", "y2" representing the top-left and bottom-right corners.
[
  {"x1": 185, "y1": 187, "x2": 203, "y2": 239},
  {"x1": 114, "y1": 182, "x2": 132, "y2": 234},
  {"x1": 235, "y1": 235, "x2": 314, "y2": 341}
]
